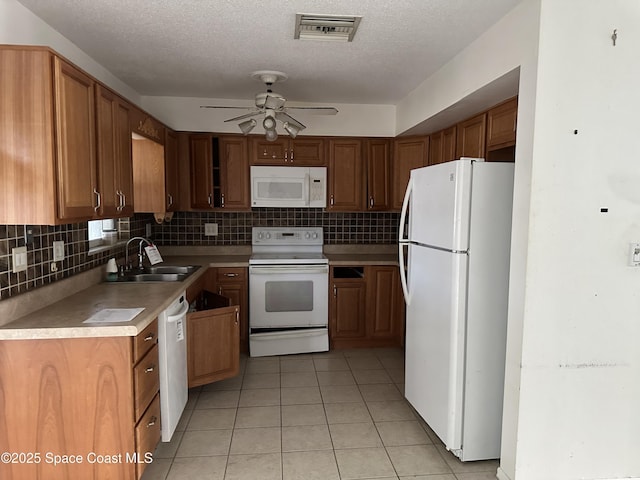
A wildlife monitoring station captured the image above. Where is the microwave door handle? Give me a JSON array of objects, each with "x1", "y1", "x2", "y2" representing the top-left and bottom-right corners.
[{"x1": 304, "y1": 173, "x2": 311, "y2": 205}]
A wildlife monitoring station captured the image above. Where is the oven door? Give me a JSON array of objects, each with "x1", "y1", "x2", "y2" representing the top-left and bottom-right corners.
[{"x1": 249, "y1": 264, "x2": 329, "y2": 328}]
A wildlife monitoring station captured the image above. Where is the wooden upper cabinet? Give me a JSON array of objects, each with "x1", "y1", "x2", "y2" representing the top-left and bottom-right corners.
[
  {"x1": 250, "y1": 136, "x2": 325, "y2": 165},
  {"x1": 95, "y1": 85, "x2": 133, "y2": 217},
  {"x1": 219, "y1": 136, "x2": 250, "y2": 210},
  {"x1": 165, "y1": 129, "x2": 180, "y2": 211},
  {"x1": 130, "y1": 107, "x2": 165, "y2": 145},
  {"x1": 486, "y1": 96, "x2": 518, "y2": 149},
  {"x1": 456, "y1": 113, "x2": 486, "y2": 159},
  {"x1": 189, "y1": 134, "x2": 215, "y2": 209},
  {"x1": 365, "y1": 139, "x2": 391, "y2": 210},
  {"x1": 391, "y1": 136, "x2": 429, "y2": 210},
  {"x1": 429, "y1": 126, "x2": 457, "y2": 165},
  {"x1": 327, "y1": 139, "x2": 364, "y2": 211},
  {"x1": 54, "y1": 57, "x2": 99, "y2": 221}
]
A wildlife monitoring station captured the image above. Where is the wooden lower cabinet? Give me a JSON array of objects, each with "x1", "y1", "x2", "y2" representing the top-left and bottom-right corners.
[
  {"x1": 329, "y1": 265, "x2": 405, "y2": 349},
  {"x1": 186, "y1": 268, "x2": 242, "y2": 387},
  {"x1": 212, "y1": 267, "x2": 249, "y2": 353},
  {"x1": 0, "y1": 320, "x2": 161, "y2": 480}
]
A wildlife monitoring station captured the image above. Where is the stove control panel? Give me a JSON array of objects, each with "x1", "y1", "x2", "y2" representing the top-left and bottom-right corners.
[{"x1": 252, "y1": 227, "x2": 323, "y2": 246}]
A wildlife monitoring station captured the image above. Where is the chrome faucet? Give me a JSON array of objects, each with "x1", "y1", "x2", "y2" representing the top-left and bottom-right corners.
[{"x1": 125, "y1": 236, "x2": 152, "y2": 271}]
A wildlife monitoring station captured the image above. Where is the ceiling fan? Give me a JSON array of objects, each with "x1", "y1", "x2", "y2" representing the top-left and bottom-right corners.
[{"x1": 200, "y1": 70, "x2": 338, "y2": 141}]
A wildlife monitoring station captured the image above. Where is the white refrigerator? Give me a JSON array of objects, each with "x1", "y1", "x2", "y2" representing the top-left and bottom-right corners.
[{"x1": 398, "y1": 158, "x2": 514, "y2": 461}]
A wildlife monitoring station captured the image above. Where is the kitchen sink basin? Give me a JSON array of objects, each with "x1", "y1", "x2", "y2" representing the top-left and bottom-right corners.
[{"x1": 109, "y1": 265, "x2": 200, "y2": 283}]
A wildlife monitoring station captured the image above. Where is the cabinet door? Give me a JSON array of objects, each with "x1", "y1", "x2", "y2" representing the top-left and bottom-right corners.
[
  {"x1": 165, "y1": 129, "x2": 180, "y2": 211},
  {"x1": 187, "y1": 305, "x2": 240, "y2": 388},
  {"x1": 442, "y1": 125, "x2": 457, "y2": 163},
  {"x1": 328, "y1": 139, "x2": 364, "y2": 211},
  {"x1": 290, "y1": 138, "x2": 325, "y2": 166},
  {"x1": 391, "y1": 136, "x2": 428, "y2": 210},
  {"x1": 366, "y1": 266, "x2": 403, "y2": 342},
  {"x1": 456, "y1": 113, "x2": 486, "y2": 159},
  {"x1": 219, "y1": 136, "x2": 250, "y2": 210},
  {"x1": 53, "y1": 57, "x2": 97, "y2": 220},
  {"x1": 218, "y1": 283, "x2": 249, "y2": 353},
  {"x1": 330, "y1": 281, "x2": 366, "y2": 339},
  {"x1": 95, "y1": 86, "x2": 119, "y2": 217},
  {"x1": 428, "y1": 131, "x2": 443, "y2": 166},
  {"x1": 115, "y1": 100, "x2": 134, "y2": 216},
  {"x1": 251, "y1": 137, "x2": 288, "y2": 164},
  {"x1": 366, "y1": 139, "x2": 391, "y2": 210},
  {"x1": 486, "y1": 97, "x2": 518, "y2": 149},
  {"x1": 190, "y1": 134, "x2": 214, "y2": 209}
]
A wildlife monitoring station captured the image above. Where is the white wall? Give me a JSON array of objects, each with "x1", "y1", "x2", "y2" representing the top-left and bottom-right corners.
[
  {"x1": 511, "y1": 1, "x2": 640, "y2": 478},
  {"x1": 140, "y1": 95, "x2": 396, "y2": 137},
  {"x1": 0, "y1": 0, "x2": 140, "y2": 103}
]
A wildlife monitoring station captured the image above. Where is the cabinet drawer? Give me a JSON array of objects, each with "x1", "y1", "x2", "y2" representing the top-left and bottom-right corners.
[
  {"x1": 134, "y1": 344, "x2": 159, "y2": 421},
  {"x1": 216, "y1": 267, "x2": 246, "y2": 283},
  {"x1": 133, "y1": 319, "x2": 158, "y2": 364},
  {"x1": 135, "y1": 393, "x2": 161, "y2": 479}
]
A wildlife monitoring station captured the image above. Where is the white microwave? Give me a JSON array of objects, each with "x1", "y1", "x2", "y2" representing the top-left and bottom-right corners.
[{"x1": 250, "y1": 166, "x2": 327, "y2": 208}]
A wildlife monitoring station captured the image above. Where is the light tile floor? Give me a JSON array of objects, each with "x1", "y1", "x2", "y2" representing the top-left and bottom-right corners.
[{"x1": 141, "y1": 348, "x2": 499, "y2": 480}]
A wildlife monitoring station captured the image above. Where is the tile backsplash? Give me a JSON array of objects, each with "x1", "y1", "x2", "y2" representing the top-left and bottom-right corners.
[
  {"x1": 151, "y1": 210, "x2": 400, "y2": 246},
  {"x1": 0, "y1": 210, "x2": 399, "y2": 301}
]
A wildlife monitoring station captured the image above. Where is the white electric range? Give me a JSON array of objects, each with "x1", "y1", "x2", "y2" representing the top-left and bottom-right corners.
[{"x1": 249, "y1": 227, "x2": 329, "y2": 357}]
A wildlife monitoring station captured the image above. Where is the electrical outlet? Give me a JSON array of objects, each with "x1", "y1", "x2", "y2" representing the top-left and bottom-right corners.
[
  {"x1": 12, "y1": 246, "x2": 27, "y2": 273},
  {"x1": 204, "y1": 223, "x2": 218, "y2": 236},
  {"x1": 53, "y1": 241, "x2": 65, "y2": 261}
]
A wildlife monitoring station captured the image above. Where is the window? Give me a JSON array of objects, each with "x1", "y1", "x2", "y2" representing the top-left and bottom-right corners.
[{"x1": 88, "y1": 219, "x2": 127, "y2": 252}]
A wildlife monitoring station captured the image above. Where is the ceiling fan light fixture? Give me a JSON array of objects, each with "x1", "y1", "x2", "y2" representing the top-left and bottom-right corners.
[
  {"x1": 265, "y1": 129, "x2": 278, "y2": 142},
  {"x1": 283, "y1": 122, "x2": 300, "y2": 139},
  {"x1": 263, "y1": 116, "x2": 276, "y2": 131},
  {"x1": 238, "y1": 118, "x2": 256, "y2": 135}
]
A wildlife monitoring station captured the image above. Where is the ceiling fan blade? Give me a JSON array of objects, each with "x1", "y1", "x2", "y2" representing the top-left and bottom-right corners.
[
  {"x1": 264, "y1": 94, "x2": 286, "y2": 110},
  {"x1": 286, "y1": 106, "x2": 338, "y2": 115},
  {"x1": 200, "y1": 105, "x2": 254, "y2": 109},
  {"x1": 275, "y1": 112, "x2": 306, "y2": 130},
  {"x1": 223, "y1": 111, "x2": 263, "y2": 123}
]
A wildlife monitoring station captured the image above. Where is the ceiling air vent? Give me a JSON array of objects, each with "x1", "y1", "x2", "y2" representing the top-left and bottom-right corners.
[{"x1": 294, "y1": 14, "x2": 362, "y2": 42}]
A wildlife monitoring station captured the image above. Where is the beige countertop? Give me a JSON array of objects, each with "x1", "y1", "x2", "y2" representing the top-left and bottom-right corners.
[
  {"x1": 0, "y1": 253, "x2": 250, "y2": 340},
  {"x1": 0, "y1": 244, "x2": 399, "y2": 340}
]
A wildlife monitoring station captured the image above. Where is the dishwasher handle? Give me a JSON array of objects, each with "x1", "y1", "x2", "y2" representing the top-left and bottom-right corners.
[{"x1": 167, "y1": 300, "x2": 189, "y2": 322}]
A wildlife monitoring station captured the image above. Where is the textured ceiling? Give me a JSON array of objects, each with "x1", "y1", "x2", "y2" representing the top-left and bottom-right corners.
[{"x1": 17, "y1": 0, "x2": 522, "y2": 105}]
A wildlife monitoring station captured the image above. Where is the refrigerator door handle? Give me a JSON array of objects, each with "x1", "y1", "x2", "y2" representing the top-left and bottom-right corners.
[
  {"x1": 398, "y1": 242, "x2": 410, "y2": 304},
  {"x1": 399, "y1": 177, "x2": 412, "y2": 242}
]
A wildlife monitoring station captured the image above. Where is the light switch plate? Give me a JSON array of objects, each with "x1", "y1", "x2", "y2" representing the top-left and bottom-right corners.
[
  {"x1": 12, "y1": 246, "x2": 27, "y2": 273},
  {"x1": 204, "y1": 223, "x2": 218, "y2": 236},
  {"x1": 629, "y1": 243, "x2": 640, "y2": 267},
  {"x1": 53, "y1": 241, "x2": 65, "y2": 261}
]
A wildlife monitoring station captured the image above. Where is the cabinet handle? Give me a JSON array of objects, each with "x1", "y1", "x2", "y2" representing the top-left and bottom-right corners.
[
  {"x1": 208, "y1": 194, "x2": 213, "y2": 207},
  {"x1": 144, "y1": 333, "x2": 155, "y2": 342},
  {"x1": 218, "y1": 286, "x2": 223, "y2": 295},
  {"x1": 93, "y1": 188, "x2": 101, "y2": 212},
  {"x1": 290, "y1": 149, "x2": 294, "y2": 162},
  {"x1": 369, "y1": 197, "x2": 374, "y2": 208},
  {"x1": 144, "y1": 365, "x2": 155, "y2": 373},
  {"x1": 221, "y1": 193, "x2": 225, "y2": 207},
  {"x1": 333, "y1": 285, "x2": 337, "y2": 297},
  {"x1": 284, "y1": 150, "x2": 288, "y2": 163},
  {"x1": 224, "y1": 273, "x2": 238, "y2": 277},
  {"x1": 235, "y1": 309, "x2": 239, "y2": 325},
  {"x1": 147, "y1": 416, "x2": 157, "y2": 428},
  {"x1": 330, "y1": 195, "x2": 334, "y2": 206},
  {"x1": 121, "y1": 191, "x2": 126, "y2": 209},
  {"x1": 167, "y1": 194, "x2": 173, "y2": 208}
]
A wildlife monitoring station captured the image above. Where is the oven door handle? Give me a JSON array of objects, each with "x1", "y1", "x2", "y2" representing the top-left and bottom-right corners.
[{"x1": 250, "y1": 265, "x2": 329, "y2": 275}]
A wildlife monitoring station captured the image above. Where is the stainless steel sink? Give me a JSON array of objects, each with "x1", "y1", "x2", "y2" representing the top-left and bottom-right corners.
[
  {"x1": 110, "y1": 265, "x2": 200, "y2": 283},
  {"x1": 144, "y1": 265, "x2": 200, "y2": 275}
]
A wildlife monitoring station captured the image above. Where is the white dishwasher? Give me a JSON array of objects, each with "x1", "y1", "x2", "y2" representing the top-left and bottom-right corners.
[{"x1": 158, "y1": 291, "x2": 189, "y2": 442}]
